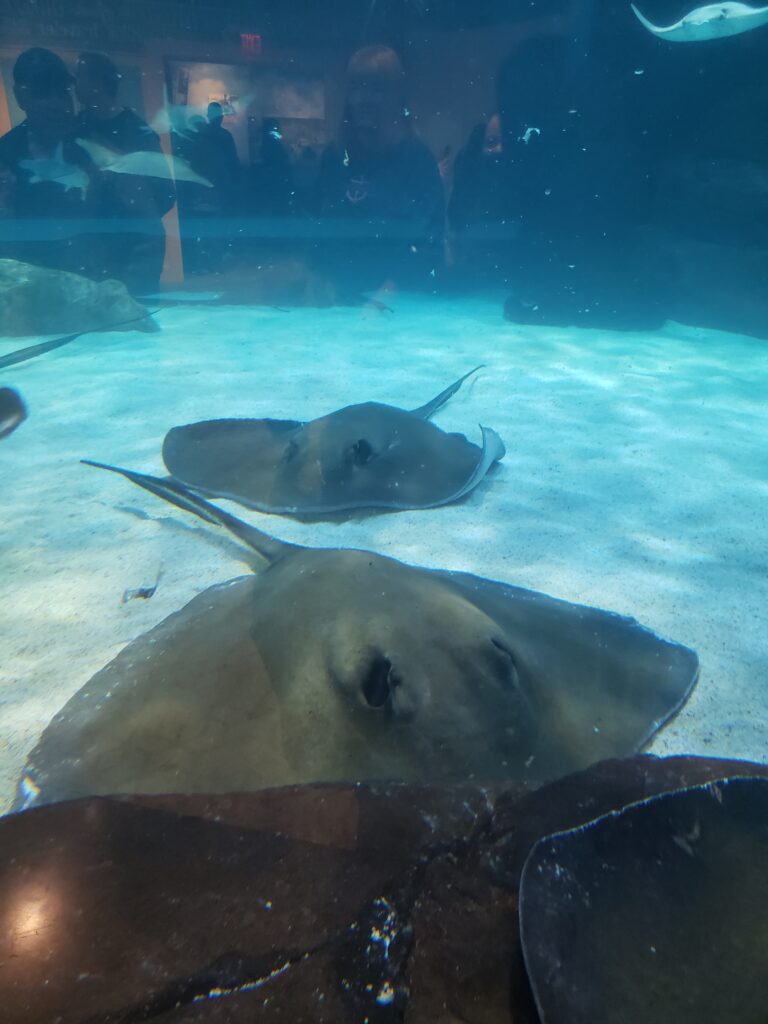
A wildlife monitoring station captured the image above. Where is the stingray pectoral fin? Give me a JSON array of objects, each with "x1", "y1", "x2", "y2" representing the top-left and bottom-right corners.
[
  {"x1": 439, "y1": 570, "x2": 699, "y2": 781},
  {"x1": 631, "y1": 3, "x2": 671, "y2": 35},
  {"x1": 13, "y1": 575, "x2": 282, "y2": 807},
  {"x1": 75, "y1": 137, "x2": 119, "y2": 168},
  {"x1": 81, "y1": 459, "x2": 298, "y2": 563},
  {"x1": 410, "y1": 365, "x2": 485, "y2": 419},
  {"x1": 422, "y1": 424, "x2": 505, "y2": 508}
]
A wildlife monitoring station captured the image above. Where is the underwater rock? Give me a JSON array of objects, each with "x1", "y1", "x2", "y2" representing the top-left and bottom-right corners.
[
  {"x1": 0, "y1": 755, "x2": 766, "y2": 1023},
  {"x1": 14, "y1": 463, "x2": 698, "y2": 808},
  {"x1": 0, "y1": 258, "x2": 156, "y2": 336},
  {"x1": 653, "y1": 156, "x2": 768, "y2": 233},
  {"x1": 186, "y1": 257, "x2": 387, "y2": 309},
  {"x1": 521, "y1": 774, "x2": 768, "y2": 1024},
  {"x1": 637, "y1": 227, "x2": 768, "y2": 338}
]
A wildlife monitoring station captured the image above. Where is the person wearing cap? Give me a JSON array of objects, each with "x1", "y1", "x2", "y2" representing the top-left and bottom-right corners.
[
  {"x1": 173, "y1": 100, "x2": 240, "y2": 275},
  {"x1": 314, "y1": 45, "x2": 444, "y2": 295},
  {"x1": 75, "y1": 52, "x2": 174, "y2": 291},
  {"x1": 0, "y1": 47, "x2": 98, "y2": 275}
]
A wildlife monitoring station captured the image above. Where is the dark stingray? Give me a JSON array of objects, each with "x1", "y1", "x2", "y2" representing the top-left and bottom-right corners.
[
  {"x1": 0, "y1": 387, "x2": 26, "y2": 439},
  {"x1": 4, "y1": 758, "x2": 765, "y2": 1024},
  {"x1": 14, "y1": 462, "x2": 698, "y2": 809},
  {"x1": 520, "y1": 776, "x2": 768, "y2": 1024},
  {"x1": 161, "y1": 367, "x2": 506, "y2": 515}
]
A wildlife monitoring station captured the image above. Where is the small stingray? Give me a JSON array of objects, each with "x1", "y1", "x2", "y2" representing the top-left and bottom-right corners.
[
  {"x1": 520, "y1": 776, "x2": 768, "y2": 1024},
  {"x1": 0, "y1": 387, "x2": 27, "y2": 439},
  {"x1": 162, "y1": 367, "x2": 506, "y2": 515},
  {"x1": 19, "y1": 142, "x2": 89, "y2": 194},
  {"x1": 76, "y1": 138, "x2": 214, "y2": 188},
  {"x1": 15, "y1": 462, "x2": 698, "y2": 809}
]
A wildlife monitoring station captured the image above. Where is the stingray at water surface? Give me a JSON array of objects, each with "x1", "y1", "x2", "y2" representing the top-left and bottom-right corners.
[
  {"x1": 631, "y1": 2, "x2": 768, "y2": 41},
  {"x1": 15, "y1": 461, "x2": 698, "y2": 808},
  {"x1": 161, "y1": 367, "x2": 506, "y2": 515}
]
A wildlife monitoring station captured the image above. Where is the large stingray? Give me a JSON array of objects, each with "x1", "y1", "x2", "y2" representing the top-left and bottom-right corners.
[
  {"x1": 161, "y1": 367, "x2": 506, "y2": 515},
  {"x1": 14, "y1": 463, "x2": 698, "y2": 810},
  {"x1": 631, "y1": 2, "x2": 768, "y2": 41}
]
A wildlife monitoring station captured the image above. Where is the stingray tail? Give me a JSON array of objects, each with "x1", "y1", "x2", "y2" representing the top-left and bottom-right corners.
[
  {"x1": 82, "y1": 459, "x2": 295, "y2": 564},
  {"x1": 0, "y1": 307, "x2": 162, "y2": 371},
  {"x1": 630, "y1": 3, "x2": 663, "y2": 35},
  {"x1": 411, "y1": 365, "x2": 485, "y2": 419}
]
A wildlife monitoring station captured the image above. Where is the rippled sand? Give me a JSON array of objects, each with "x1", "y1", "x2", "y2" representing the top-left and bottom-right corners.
[{"x1": 1, "y1": 294, "x2": 766, "y2": 811}]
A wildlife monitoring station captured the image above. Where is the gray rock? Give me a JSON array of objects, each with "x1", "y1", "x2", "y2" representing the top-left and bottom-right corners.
[{"x1": 0, "y1": 258, "x2": 156, "y2": 336}]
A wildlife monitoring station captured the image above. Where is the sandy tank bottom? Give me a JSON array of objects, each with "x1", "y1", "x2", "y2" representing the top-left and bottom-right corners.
[{"x1": 0, "y1": 293, "x2": 766, "y2": 812}]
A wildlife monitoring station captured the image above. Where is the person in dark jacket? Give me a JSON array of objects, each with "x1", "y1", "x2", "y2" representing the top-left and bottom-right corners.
[
  {"x1": 447, "y1": 113, "x2": 514, "y2": 285},
  {"x1": 0, "y1": 47, "x2": 97, "y2": 276},
  {"x1": 315, "y1": 45, "x2": 444, "y2": 294},
  {"x1": 75, "y1": 51, "x2": 175, "y2": 292}
]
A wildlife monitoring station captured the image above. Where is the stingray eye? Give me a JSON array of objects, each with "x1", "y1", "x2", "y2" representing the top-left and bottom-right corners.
[
  {"x1": 361, "y1": 655, "x2": 395, "y2": 709},
  {"x1": 491, "y1": 637, "x2": 520, "y2": 686},
  {"x1": 349, "y1": 438, "x2": 375, "y2": 466},
  {"x1": 281, "y1": 440, "x2": 299, "y2": 464}
]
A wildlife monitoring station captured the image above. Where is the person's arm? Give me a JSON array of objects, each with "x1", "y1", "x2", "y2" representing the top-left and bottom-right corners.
[
  {"x1": 225, "y1": 132, "x2": 240, "y2": 183},
  {"x1": 313, "y1": 144, "x2": 341, "y2": 218},
  {"x1": 0, "y1": 132, "x2": 22, "y2": 222},
  {"x1": 411, "y1": 144, "x2": 445, "y2": 246}
]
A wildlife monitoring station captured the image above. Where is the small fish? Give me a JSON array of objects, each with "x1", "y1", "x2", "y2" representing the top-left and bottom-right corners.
[
  {"x1": 268, "y1": 126, "x2": 282, "y2": 140},
  {"x1": 0, "y1": 387, "x2": 27, "y2": 440},
  {"x1": 343, "y1": 148, "x2": 350, "y2": 167},
  {"x1": 76, "y1": 138, "x2": 213, "y2": 188},
  {"x1": 122, "y1": 566, "x2": 163, "y2": 604},
  {"x1": 19, "y1": 142, "x2": 89, "y2": 194},
  {"x1": 518, "y1": 126, "x2": 541, "y2": 145}
]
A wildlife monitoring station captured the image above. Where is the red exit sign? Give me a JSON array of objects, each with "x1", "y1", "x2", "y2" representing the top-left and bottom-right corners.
[{"x1": 240, "y1": 32, "x2": 262, "y2": 57}]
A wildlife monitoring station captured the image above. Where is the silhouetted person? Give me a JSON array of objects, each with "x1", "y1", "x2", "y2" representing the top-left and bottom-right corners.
[
  {"x1": 447, "y1": 113, "x2": 513, "y2": 284},
  {"x1": 176, "y1": 101, "x2": 240, "y2": 274},
  {"x1": 0, "y1": 48, "x2": 96, "y2": 275},
  {"x1": 315, "y1": 44, "x2": 444, "y2": 293},
  {"x1": 76, "y1": 51, "x2": 174, "y2": 292},
  {"x1": 190, "y1": 102, "x2": 240, "y2": 208},
  {"x1": 247, "y1": 118, "x2": 295, "y2": 217}
]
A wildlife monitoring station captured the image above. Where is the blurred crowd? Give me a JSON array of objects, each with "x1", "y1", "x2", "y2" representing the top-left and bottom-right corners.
[{"x1": 0, "y1": 40, "x2": 660, "y2": 326}]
